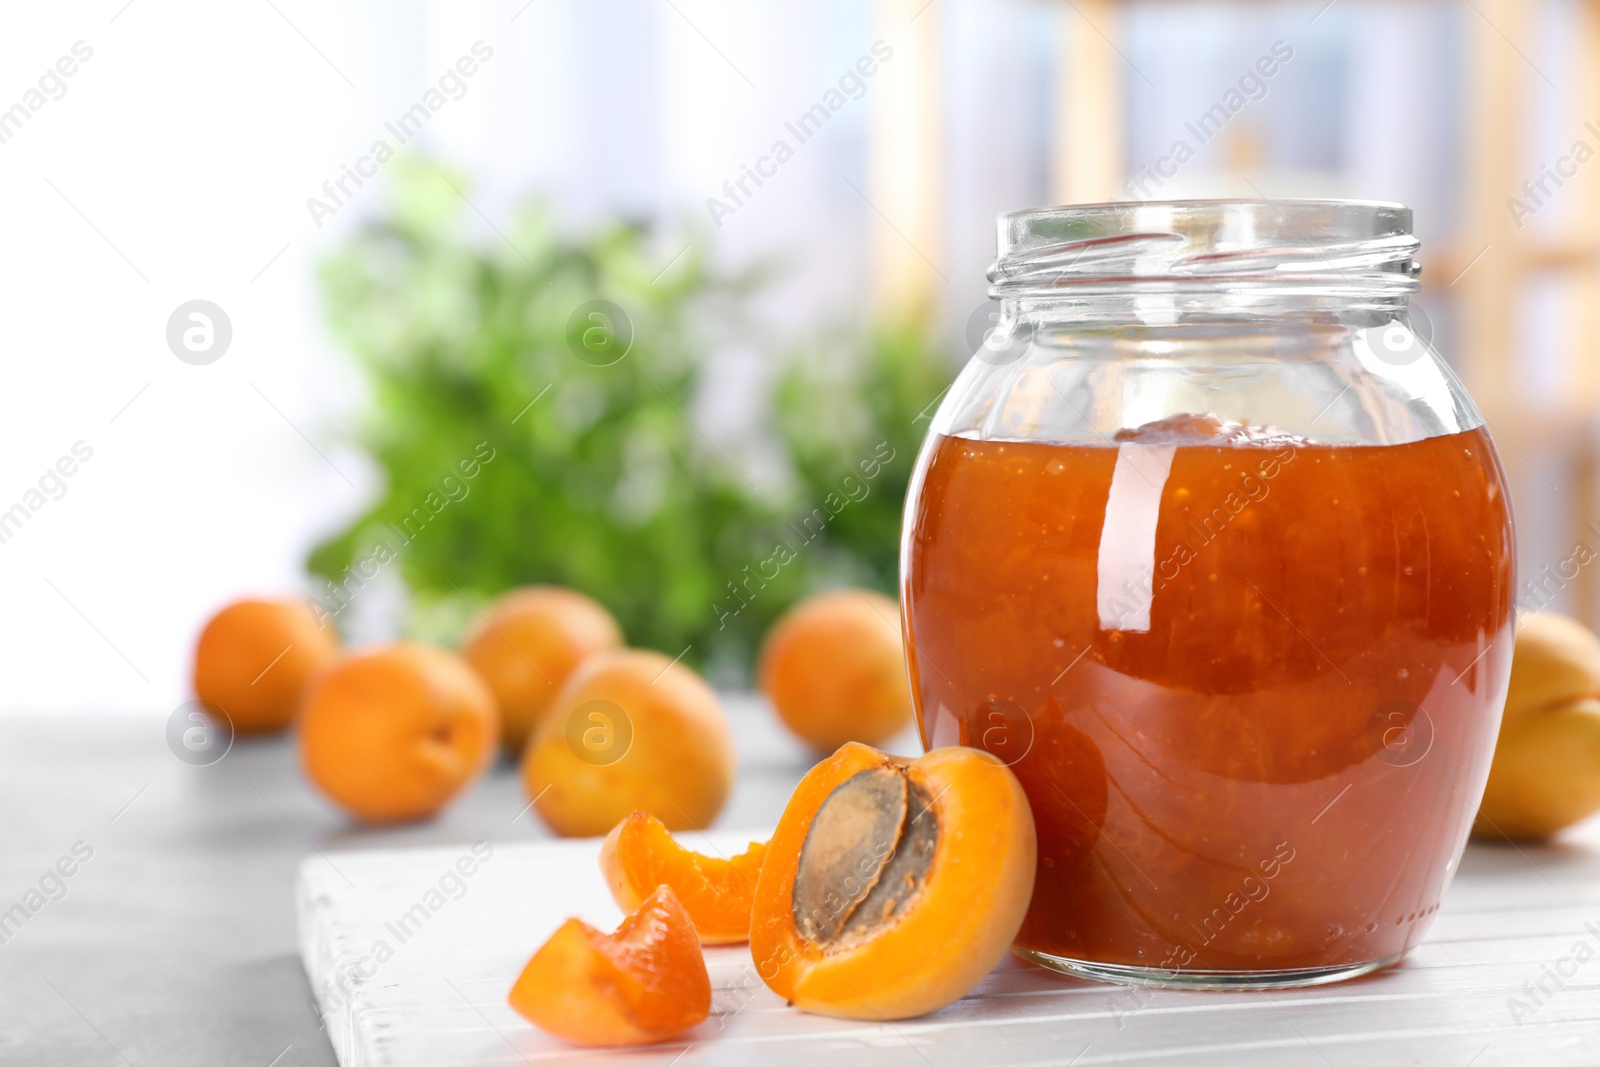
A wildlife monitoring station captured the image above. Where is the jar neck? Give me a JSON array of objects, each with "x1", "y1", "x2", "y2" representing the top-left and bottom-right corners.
[{"x1": 989, "y1": 200, "x2": 1423, "y2": 323}]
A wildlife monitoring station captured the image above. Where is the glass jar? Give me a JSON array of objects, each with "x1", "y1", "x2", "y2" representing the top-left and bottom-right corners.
[{"x1": 900, "y1": 200, "x2": 1516, "y2": 989}]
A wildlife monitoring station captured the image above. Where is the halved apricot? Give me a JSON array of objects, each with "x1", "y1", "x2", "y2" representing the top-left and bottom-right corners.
[
  {"x1": 600, "y1": 812, "x2": 767, "y2": 944},
  {"x1": 508, "y1": 884, "x2": 710, "y2": 1047},
  {"x1": 750, "y1": 742, "x2": 1036, "y2": 1020}
]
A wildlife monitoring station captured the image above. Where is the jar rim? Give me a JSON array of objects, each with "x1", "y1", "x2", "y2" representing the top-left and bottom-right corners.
[{"x1": 989, "y1": 199, "x2": 1421, "y2": 301}]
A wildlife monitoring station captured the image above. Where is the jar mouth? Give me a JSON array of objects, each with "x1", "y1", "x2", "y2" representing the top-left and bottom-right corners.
[{"x1": 989, "y1": 199, "x2": 1421, "y2": 301}]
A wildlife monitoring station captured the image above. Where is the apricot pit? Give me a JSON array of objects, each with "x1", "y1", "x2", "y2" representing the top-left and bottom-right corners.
[{"x1": 791, "y1": 766, "x2": 938, "y2": 948}]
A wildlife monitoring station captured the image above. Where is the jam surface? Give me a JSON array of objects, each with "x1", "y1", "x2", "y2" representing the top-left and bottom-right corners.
[{"x1": 903, "y1": 416, "x2": 1515, "y2": 972}]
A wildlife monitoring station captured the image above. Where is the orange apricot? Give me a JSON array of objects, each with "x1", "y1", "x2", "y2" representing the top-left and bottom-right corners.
[
  {"x1": 600, "y1": 812, "x2": 767, "y2": 944},
  {"x1": 299, "y1": 643, "x2": 497, "y2": 823},
  {"x1": 1475, "y1": 612, "x2": 1600, "y2": 840},
  {"x1": 758, "y1": 589, "x2": 913, "y2": 751},
  {"x1": 461, "y1": 586, "x2": 623, "y2": 753},
  {"x1": 522, "y1": 649, "x2": 735, "y2": 837},
  {"x1": 508, "y1": 884, "x2": 710, "y2": 1047},
  {"x1": 192, "y1": 597, "x2": 340, "y2": 734},
  {"x1": 751, "y1": 742, "x2": 1036, "y2": 1020}
]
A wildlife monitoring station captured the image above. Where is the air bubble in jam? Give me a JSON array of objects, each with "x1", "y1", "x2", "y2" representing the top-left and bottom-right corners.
[{"x1": 902, "y1": 413, "x2": 1515, "y2": 973}]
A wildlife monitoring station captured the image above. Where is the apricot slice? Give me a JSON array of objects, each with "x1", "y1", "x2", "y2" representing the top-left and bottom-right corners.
[
  {"x1": 509, "y1": 884, "x2": 710, "y2": 1047},
  {"x1": 751, "y1": 742, "x2": 1036, "y2": 1020},
  {"x1": 299, "y1": 643, "x2": 497, "y2": 823},
  {"x1": 522, "y1": 649, "x2": 735, "y2": 837},
  {"x1": 600, "y1": 812, "x2": 767, "y2": 944},
  {"x1": 1475, "y1": 613, "x2": 1600, "y2": 840},
  {"x1": 461, "y1": 586, "x2": 624, "y2": 753},
  {"x1": 759, "y1": 589, "x2": 914, "y2": 751},
  {"x1": 193, "y1": 598, "x2": 340, "y2": 734}
]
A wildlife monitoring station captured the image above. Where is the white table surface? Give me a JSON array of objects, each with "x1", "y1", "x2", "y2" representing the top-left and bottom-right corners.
[
  {"x1": 0, "y1": 697, "x2": 817, "y2": 1066},
  {"x1": 298, "y1": 770, "x2": 1600, "y2": 1065},
  {"x1": 7, "y1": 701, "x2": 1594, "y2": 1066}
]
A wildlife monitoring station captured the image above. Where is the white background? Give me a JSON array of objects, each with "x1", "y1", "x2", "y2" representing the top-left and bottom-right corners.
[{"x1": 0, "y1": 0, "x2": 1578, "y2": 713}]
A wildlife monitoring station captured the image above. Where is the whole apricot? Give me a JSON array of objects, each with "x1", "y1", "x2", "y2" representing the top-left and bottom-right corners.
[
  {"x1": 522, "y1": 649, "x2": 734, "y2": 837},
  {"x1": 299, "y1": 643, "x2": 497, "y2": 823},
  {"x1": 192, "y1": 597, "x2": 340, "y2": 734},
  {"x1": 462, "y1": 586, "x2": 623, "y2": 753},
  {"x1": 1501, "y1": 612, "x2": 1600, "y2": 723},
  {"x1": 1475, "y1": 612, "x2": 1600, "y2": 841},
  {"x1": 758, "y1": 589, "x2": 913, "y2": 751},
  {"x1": 751, "y1": 742, "x2": 1036, "y2": 1020}
]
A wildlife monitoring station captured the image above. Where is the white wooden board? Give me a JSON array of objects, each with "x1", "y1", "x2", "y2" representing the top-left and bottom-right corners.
[{"x1": 298, "y1": 824, "x2": 1600, "y2": 1066}]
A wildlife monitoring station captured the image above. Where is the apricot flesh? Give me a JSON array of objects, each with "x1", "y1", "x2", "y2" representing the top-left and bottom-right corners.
[
  {"x1": 522, "y1": 649, "x2": 735, "y2": 837},
  {"x1": 751, "y1": 742, "x2": 1036, "y2": 1020},
  {"x1": 600, "y1": 812, "x2": 767, "y2": 944},
  {"x1": 759, "y1": 589, "x2": 914, "y2": 751},
  {"x1": 1475, "y1": 613, "x2": 1600, "y2": 840},
  {"x1": 192, "y1": 598, "x2": 340, "y2": 734},
  {"x1": 298, "y1": 643, "x2": 497, "y2": 823},
  {"x1": 508, "y1": 884, "x2": 710, "y2": 1047},
  {"x1": 461, "y1": 586, "x2": 623, "y2": 753}
]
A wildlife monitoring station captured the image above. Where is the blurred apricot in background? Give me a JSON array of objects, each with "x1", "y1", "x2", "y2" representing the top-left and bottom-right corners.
[
  {"x1": 299, "y1": 643, "x2": 497, "y2": 823},
  {"x1": 1476, "y1": 613, "x2": 1600, "y2": 841},
  {"x1": 758, "y1": 589, "x2": 913, "y2": 752},
  {"x1": 523, "y1": 648, "x2": 734, "y2": 837},
  {"x1": 461, "y1": 586, "x2": 624, "y2": 754},
  {"x1": 192, "y1": 598, "x2": 340, "y2": 734}
]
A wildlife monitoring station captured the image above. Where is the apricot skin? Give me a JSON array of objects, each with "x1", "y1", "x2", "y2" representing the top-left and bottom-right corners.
[
  {"x1": 1475, "y1": 613, "x2": 1600, "y2": 841},
  {"x1": 461, "y1": 586, "x2": 623, "y2": 754},
  {"x1": 759, "y1": 589, "x2": 914, "y2": 751},
  {"x1": 751, "y1": 742, "x2": 1037, "y2": 1020},
  {"x1": 298, "y1": 644, "x2": 497, "y2": 824},
  {"x1": 192, "y1": 598, "x2": 340, "y2": 734},
  {"x1": 522, "y1": 649, "x2": 735, "y2": 837},
  {"x1": 599, "y1": 812, "x2": 766, "y2": 944}
]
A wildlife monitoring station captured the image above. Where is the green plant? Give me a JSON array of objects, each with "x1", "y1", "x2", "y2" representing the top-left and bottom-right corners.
[
  {"x1": 309, "y1": 157, "x2": 955, "y2": 675},
  {"x1": 771, "y1": 321, "x2": 958, "y2": 592}
]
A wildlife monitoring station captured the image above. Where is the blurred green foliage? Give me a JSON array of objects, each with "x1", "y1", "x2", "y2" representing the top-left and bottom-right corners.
[
  {"x1": 310, "y1": 158, "x2": 954, "y2": 676},
  {"x1": 772, "y1": 323, "x2": 958, "y2": 592}
]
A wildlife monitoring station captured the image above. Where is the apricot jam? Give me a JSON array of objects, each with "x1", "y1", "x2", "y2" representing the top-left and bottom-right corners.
[{"x1": 902, "y1": 416, "x2": 1515, "y2": 977}]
